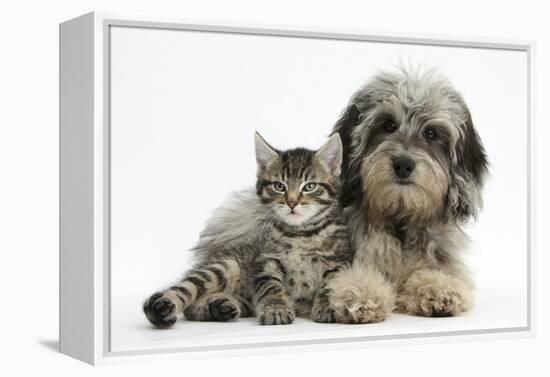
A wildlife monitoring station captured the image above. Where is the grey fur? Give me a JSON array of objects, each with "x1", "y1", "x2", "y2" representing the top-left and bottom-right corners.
[
  {"x1": 328, "y1": 66, "x2": 488, "y2": 322},
  {"x1": 251, "y1": 133, "x2": 354, "y2": 325},
  {"x1": 143, "y1": 65, "x2": 488, "y2": 327},
  {"x1": 143, "y1": 188, "x2": 266, "y2": 327},
  {"x1": 143, "y1": 134, "x2": 355, "y2": 326}
]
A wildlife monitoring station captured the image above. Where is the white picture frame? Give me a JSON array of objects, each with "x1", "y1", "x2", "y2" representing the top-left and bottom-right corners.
[{"x1": 59, "y1": 11, "x2": 536, "y2": 365}]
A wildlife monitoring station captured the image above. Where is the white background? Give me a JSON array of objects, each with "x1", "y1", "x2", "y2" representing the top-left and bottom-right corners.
[
  {"x1": 109, "y1": 25, "x2": 528, "y2": 352},
  {"x1": 0, "y1": 0, "x2": 548, "y2": 375}
]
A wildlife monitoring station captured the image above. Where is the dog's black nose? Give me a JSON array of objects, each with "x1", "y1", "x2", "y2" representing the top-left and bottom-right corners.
[{"x1": 393, "y1": 156, "x2": 416, "y2": 179}]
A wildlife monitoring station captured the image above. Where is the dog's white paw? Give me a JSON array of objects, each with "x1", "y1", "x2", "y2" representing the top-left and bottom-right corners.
[
  {"x1": 340, "y1": 296, "x2": 390, "y2": 324},
  {"x1": 397, "y1": 269, "x2": 473, "y2": 317},
  {"x1": 326, "y1": 265, "x2": 396, "y2": 324}
]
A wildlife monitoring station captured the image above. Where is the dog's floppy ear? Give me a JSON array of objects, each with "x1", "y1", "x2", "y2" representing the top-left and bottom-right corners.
[
  {"x1": 447, "y1": 107, "x2": 489, "y2": 221},
  {"x1": 331, "y1": 104, "x2": 361, "y2": 207},
  {"x1": 456, "y1": 109, "x2": 488, "y2": 186}
]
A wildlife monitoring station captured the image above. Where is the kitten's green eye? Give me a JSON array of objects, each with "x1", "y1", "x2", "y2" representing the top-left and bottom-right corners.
[
  {"x1": 302, "y1": 182, "x2": 317, "y2": 192},
  {"x1": 273, "y1": 182, "x2": 286, "y2": 192}
]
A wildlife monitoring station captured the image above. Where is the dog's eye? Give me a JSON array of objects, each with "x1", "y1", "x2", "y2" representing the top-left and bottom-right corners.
[
  {"x1": 383, "y1": 120, "x2": 398, "y2": 133},
  {"x1": 273, "y1": 182, "x2": 286, "y2": 192},
  {"x1": 423, "y1": 127, "x2": 438, "y2": 140}
]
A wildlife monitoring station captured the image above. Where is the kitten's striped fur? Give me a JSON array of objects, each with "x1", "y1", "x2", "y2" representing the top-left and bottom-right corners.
[
  {"x1": 143, "y1": 133, "x2": 353, "y2": 327},
  {"x1": 252, "y1": 133, "x2": 353, "y2": 324},
  {"x1": 143, "y1": 190, "x2": 263, "y2": 327}
]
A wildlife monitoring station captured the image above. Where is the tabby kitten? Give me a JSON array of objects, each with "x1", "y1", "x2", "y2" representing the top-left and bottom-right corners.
[
  {"x1": 253, "y1": 133, "x2": 353, "y2": 325},
  {"x1": 143, "y1": 133, "x2": 352, "y2": 327}
]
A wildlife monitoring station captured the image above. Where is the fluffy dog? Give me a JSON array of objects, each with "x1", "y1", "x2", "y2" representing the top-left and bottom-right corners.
[{"x1": 326, "y1": 67, "x2": 488, "y2": 322}]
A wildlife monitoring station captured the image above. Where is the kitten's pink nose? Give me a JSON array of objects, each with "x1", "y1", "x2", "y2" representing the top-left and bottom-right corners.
[{"x1": 287, "y1": 201, "x2": 299, "y2": 209}]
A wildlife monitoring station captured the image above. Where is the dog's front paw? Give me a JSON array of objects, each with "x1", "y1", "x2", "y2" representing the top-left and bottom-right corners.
[
  {"x1": 326, "y1": 265, "x2": 395, "y2": 324},
  {"x1": 258, "y1": 303, "x2": 295, "y2": 325},
  {"x1": 143, "y1": 292, "x2": 178, "y2": 328},
  {"x1": 414, "y1": 288, "x2": 464, "y2": 317},
  {"x1": 397, "y1": 270, "x2": 473, "y2": 317},
  {"x1": 340, "y1": 297, "x2": 390, "y2": 324}
]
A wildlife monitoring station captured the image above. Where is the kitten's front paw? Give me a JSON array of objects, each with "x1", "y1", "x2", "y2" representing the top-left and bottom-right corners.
[
  {"x1": 143, "y1": 292, "x2": 178, "y2": 328},
  {"x1": 311, "y1": 303, "x2": 336, "y2": 323},
  {"x1": 208, "y1": 296, "x2": 241, "y2": 321},
  {"x1": 258, "y1": 303, "x2": 295, "y2": 325}
]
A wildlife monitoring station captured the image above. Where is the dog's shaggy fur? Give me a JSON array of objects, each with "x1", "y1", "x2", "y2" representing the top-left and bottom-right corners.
[
  {"x1": 326, "y1": 67, "x2": 488, "y2": 322},
  {"x1": 148, "y1": 66, "x2": 489, "y2": 326}
]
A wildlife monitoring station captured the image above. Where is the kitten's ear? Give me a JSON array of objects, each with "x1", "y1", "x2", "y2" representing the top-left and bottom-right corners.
[
  {"x1": 316, "y1": 134, "x2": 343, "y2": 177},
  {"x1": 254, "y1": 132, "x2": 278, "y2": 169}
]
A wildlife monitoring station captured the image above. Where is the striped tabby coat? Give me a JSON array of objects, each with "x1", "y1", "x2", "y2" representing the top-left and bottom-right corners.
[
  {"x1": 252, "y1": 133, "x2": 353, "y2": 324},
  {"x1": 143, "y1": 133, "x2": 352, "y2": 327}
]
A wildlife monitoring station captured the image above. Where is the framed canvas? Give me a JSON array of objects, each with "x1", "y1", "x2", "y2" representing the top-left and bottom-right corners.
[{"x1": 59, "y1": 11, "x2": 536, "y2": 365}]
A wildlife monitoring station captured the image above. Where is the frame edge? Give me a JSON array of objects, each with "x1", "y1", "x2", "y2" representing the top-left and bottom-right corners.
[
  {"x1": 59, "y1": 11, "x2": 537, "y2": 364},
  {"x1": 59, "y1": 12, "x2": 97, "y2": 365}
]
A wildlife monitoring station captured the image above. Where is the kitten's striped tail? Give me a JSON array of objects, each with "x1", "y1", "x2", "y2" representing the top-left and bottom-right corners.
[
  {"x1": 143, "y1": 259, "x2": 241, "y2": 328},
  {"x1": 144, "y1": 187, "x2": 269, "y2": 328},
  {"x1": 192, "y1": 188, "x2": 271, "y2": 256}
]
